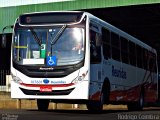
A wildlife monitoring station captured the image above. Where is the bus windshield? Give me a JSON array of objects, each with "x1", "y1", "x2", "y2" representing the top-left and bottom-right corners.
[{"x1": 13, "y1": 26, "x2": 85, "y2": 66}]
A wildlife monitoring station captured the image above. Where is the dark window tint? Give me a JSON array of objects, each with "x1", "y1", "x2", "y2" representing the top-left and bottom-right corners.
[
  {"x1": 20, "y1": 12, "x2": 83, "y2": 25},
  {"x1": 148, "y1": 52, "x2": 157, "y2": 73},
  {"x1": 90, "y1": 29, "x2": 101, "y2": 64},
  {"x1": 129, "y1": 41, "x2": 136, "y2": 66},
  {"x1": 111, "y1": 32, "x2": 120, "y2": 61},
  {"x1": 136, "y1": 45, "x2": 143, "y2": 68},
  {"x1": 143, "y1": 49, "x2": 148, "y2": 70},
  {"x1": 102, "y1": 28, "x2": 111, "y2": 59},
  {"x1": 121, "y1": 37, "x2": 129, "y2": 64}
]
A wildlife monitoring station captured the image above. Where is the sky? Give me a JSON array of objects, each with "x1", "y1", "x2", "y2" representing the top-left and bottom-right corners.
[{"x1": 0, "y1": 0, "x2": 74, "y2": 7}]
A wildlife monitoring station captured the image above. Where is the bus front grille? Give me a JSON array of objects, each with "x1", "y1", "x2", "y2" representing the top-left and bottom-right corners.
[{"x1": 19, "y1": 87, "x2": 75, "y2": 96}]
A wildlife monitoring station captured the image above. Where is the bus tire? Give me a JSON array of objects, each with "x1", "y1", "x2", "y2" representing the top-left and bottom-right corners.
[
  {"x1": 86, "y1": 79, "x2": 110, "y2": 111},
  {"x1": 86, "y1": 92, "x2": 104, "y2": 111},
  {"x1": 127, "y1": 91, "x2": 144, "y2": 111},
  {"x1": 102, "y1": 79, "x2": 110, "y2": 104},
  {"x1": 86, "y1": 100, "x2": 103, "y2": 112},
  {"x1": 37, "y1": 99, "x2": 49, "y2": 111}
]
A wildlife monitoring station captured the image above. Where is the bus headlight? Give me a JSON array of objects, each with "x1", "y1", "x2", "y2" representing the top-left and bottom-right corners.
[
  {"x1": 11, "y1": 73, "x2": 22, "y2": 84},
  {"x1": 72, "y1": 71, "x2": 88, "y2": 84}
]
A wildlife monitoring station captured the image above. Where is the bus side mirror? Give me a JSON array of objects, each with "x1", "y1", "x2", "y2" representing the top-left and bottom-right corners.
[
  {"x1": 2, "y1": 34, "x2": 6, "y2": 48},
  {"x1": 1, "y1": 25, "x2": 13, "y2": 48}
]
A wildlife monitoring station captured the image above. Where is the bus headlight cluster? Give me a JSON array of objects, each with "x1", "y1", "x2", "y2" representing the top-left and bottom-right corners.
[
  {"x1": 11, "y1": 73, "x2": 22, "y2": 84},
  {"x1": 72, "y1": 71, "x2": 88, "y2": 84}
]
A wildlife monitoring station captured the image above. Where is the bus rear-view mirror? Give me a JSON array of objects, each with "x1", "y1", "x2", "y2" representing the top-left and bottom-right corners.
[{"x1": 2, "y1": 34, "x2": 6, "y2": 48}]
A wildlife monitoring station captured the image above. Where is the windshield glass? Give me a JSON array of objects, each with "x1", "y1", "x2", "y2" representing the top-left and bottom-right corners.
[{"x1": 13, "y1": 26, "x2": 85, "y2": 66}]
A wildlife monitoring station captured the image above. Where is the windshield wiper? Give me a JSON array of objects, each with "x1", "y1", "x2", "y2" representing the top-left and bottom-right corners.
[
  {"x1": 50, "y1": 25, "x2": 67, "y2": 56},
  {"x1": 51, "y1": 24, "x2": 67, "y2": 45},
  {"x1": 30, "y1": 27, "x2": 42, "y2": 46}
]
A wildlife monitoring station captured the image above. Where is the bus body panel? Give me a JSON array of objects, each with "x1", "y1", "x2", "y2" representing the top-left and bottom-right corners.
[
  {"x1": 11, "y1": 67, "x2": 89, "y2": 99},
  {"x1": 88, "y1": 14, "x2": 158, "y2": 103},
  {"x1": 11, "y1": 80, "x2": 89, "y2": 99}
]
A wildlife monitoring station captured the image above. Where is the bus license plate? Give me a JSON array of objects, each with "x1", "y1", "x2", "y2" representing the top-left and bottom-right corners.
[{"x1": 40, "y1": 86, "x2": 52, "y2": 92}]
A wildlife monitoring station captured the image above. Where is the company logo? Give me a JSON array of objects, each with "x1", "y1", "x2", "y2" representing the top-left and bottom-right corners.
[
  {"x1": 43, "y1": 79, "x2": 50, "y2": 84},
  {"x1": 112, "y1": 66, "x2": 127, "y2": 79},
  {"x1": 51, "y1": 80, "x2": 66, "y2": 84}
]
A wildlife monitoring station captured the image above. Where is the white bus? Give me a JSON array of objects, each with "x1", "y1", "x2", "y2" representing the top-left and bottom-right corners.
[{"x1": 5, "y1": 11, "x2": 158, "y2": 111}]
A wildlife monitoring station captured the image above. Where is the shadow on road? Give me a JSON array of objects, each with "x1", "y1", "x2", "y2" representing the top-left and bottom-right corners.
[
  {"x1": 28, "y1": 109, "x2": 128, "y2": 114},
  {"x1": 27, "y1": 107, "x2": 160, "y2": 115}
]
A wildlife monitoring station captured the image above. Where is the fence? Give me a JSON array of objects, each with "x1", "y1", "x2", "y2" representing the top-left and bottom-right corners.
[{"x1": 0, "y1": 70, "x2": 10, "y2": 92}]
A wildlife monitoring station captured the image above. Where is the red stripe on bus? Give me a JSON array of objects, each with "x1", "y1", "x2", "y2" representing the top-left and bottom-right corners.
[{"x1": 20, "y1": 83, "x2": 74, "y2": 87}]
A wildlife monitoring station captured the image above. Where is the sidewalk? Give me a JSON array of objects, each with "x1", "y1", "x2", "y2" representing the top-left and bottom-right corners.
[{"x1": 0, "y1": 92, "x2": 127, "y2": 110}]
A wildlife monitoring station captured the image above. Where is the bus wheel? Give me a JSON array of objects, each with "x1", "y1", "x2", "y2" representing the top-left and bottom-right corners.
[
  {"x1": 86, "y1": 93, "x2": 104, "y2": 111},
  {"x1": 102, "y1": 81, "x2": 110, "y2": 104},
  {"x1": 127, "y1": 92, "x2": 144, "y2": 111},
  {"x1": 37, "y1": 99, "x2": 49, "y2": 111}
]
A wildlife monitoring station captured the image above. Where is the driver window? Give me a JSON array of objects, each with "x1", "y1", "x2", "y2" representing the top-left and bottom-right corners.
[{"x1": 90, "y1": 29, "x2": 102, "y2": 64}]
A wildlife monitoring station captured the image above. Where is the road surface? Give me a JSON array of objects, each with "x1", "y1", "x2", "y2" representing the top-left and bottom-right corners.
[{"x1": 0, "y1": 108, "x2": 160, "y2": 120}]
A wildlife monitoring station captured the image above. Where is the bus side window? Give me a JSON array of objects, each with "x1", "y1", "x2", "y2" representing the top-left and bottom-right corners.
[
  {"x1": 121, "y1": 37, "x2": 129, "y2": 64},
  {"x1": 102, "y1": 28, "x2": 111, "y2": 60},
  {"x1": 136, "y1": 45, "x2": 143, "y2": 68},
  {"x1": 90, "y1": 29, "x2": 101, "y2": 64},
  {"x1": 149, "y1": 52, "x2": 157, "y2": 73},
  {"x1": 143, "y1": 49, "x2": 148, "y2": 70},
  {"x1": 129, "y1": 41, "x2": 136, "y2": 66},
  {"x1": 111, "y1": 32, "x2": 120, "y2": 61}
]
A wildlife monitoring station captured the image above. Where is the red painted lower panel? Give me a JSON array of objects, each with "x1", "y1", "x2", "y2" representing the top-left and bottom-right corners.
[
  {"x1": 109, "y1": 83, "x2": 157, "y2": 102},
  {"x1": 89, "y1": 91, "x2": 101, "y2": 100},
  {"x1": 90, "y1": 83, "x2": 157, "y2": 103}
]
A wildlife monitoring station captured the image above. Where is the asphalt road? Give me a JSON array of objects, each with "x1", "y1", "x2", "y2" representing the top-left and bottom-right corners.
[{"x1": 0, "y1": 108, "x2": 160, "y2": 120}]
